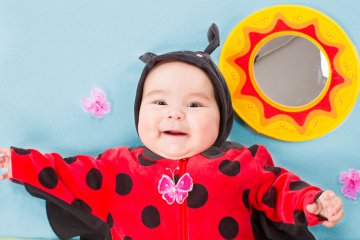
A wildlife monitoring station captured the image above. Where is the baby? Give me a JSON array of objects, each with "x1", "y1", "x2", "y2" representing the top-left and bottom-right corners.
[{"x1": 0, "y1": 24, "x2": 343, "y2": 240}]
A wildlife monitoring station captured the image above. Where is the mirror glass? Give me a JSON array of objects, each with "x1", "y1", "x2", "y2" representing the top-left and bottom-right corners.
[{"x1": 253, "y1": 35, "x2": 329, "y2": 107}]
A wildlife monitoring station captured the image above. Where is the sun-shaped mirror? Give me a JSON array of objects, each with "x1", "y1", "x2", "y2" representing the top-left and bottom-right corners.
[
  {"x1": 253, "y1": 35, "x2": 330, "y2": 107},
  {"x1": 219, "y1": 5, "x2": 359, "y2": 141}
]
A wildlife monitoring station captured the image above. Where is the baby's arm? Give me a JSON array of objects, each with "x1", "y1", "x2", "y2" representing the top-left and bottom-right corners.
[
  {"x1": 249, "y1": 145, "x2": 335, "y2": 227},
  {"x1": 1, "y1": 146, "x2": 121, "y2": 238},
  {"x1": 306, "y1": 190, "x2": 344, "y2": 227},
  {"x1": 7, "y1": 147, "x2": 116, "y2": 213}
]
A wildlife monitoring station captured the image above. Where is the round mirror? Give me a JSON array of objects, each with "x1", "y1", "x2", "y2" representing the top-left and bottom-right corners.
[{"x1": 253, "y1": 35, "x2": 329, "y2": 107}]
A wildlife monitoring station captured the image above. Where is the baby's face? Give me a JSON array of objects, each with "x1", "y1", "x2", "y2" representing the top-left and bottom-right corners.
[{"x1": 138, "y1": 61, "x2": 220, "y2": 160}]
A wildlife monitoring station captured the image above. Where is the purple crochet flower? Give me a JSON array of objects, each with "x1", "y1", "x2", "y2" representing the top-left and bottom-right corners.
[
  {"x1": 339, "y1": 168, "x2": 360, "y2": 200},
  {"x1": 81, "y1": 88, "x2": 111, "y2": 118}
]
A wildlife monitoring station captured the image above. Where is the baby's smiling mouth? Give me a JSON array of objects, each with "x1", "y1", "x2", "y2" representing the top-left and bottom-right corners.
[{"x1": 163, "y1": 130, "x2": 187, "y2": 136}]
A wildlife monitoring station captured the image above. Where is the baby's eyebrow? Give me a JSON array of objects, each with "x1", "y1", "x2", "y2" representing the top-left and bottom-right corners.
[
  {"x1": 186, "y1": 93, "x2": 212, "y2": 101},
  {"x1": 144, "y1": 90, "x2": 212, "y2": 101},
  {"x1": 144, "y1": 90, "x2": 165, "y2": 97}
]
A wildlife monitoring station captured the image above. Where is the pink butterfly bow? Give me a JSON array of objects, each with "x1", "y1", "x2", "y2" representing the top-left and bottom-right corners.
[
  {"x1": 158, "y1": 169, "x2": 193, "y2": 205},
  {"x1": 81, "y1": 88, "x2": 111, "y2": 118}
]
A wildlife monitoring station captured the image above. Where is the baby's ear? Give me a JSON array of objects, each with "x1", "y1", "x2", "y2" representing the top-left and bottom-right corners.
[
  {"x1": 139, "y1": 52, "x2": 157, "y2": 63},
  {"x1": 204, "y1": 23, "x2": 220, "y2": 54}
]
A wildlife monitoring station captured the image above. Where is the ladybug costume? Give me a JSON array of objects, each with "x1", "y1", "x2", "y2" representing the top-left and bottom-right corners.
[{"x1": 9, "y1": 24, "x2": 323, "y2": 240}]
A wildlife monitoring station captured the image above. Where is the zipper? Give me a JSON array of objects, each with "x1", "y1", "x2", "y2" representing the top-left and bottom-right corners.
[{"x1": 179, "y1": 158, "x2": 189, "y2": 240}]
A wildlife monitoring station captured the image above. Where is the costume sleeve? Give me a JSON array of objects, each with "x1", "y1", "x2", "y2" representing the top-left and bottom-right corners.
[
  {"x1": 247, "y1": 145, "x2": 324, "y2": 239},
  {"x1": 9, "y1": 146, "x2": 122, "y2": 239}
]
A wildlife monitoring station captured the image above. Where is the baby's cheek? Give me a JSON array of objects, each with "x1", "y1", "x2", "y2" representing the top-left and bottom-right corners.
[
  {"x1": 139, "y1": 117, "x2": 160, "y2": 144},
  {"x1": 198, "y1": 117, "x2": 219, "y2": 138}
]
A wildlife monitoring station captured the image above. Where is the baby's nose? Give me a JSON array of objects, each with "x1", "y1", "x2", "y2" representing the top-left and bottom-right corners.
[{"x1": 167, "y1": 109, "x2": 185, "y2": 120}]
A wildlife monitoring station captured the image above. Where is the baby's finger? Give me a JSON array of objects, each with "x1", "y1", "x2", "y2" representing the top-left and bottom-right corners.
[
  {"x1": 324, "y1": 209, "x2": 344, "y2": 227},
  {"x1": 329, "y1": 197, "x2": 343, "y2": 215},
  {"x1": 0, "y1": 148, "x2": 10, "y2": 155},
  {"x1": 0, "y1": 152, "x2": 10, "y2": 162},
  {"x1": 0, "y1": 158, "x2": 9, "y2": 168},
  {"x1": 322, "y1": 221, "x2": 336, "y2": 228},
  {"x1": 322, "y1": 190, "x2": 336, "y2": 200},
  {"x1": 306, "y1": 202, "x2": 322, "y2": 215},
  {"x1": 329, "y1": 207, "x2": 344, "y2": 221},
  {"x1": 322, "y1": 196, "x2": 341, "y2": 218},
  {"x1": 0, "y1": 172, "x2": 9, "y2": 180}
]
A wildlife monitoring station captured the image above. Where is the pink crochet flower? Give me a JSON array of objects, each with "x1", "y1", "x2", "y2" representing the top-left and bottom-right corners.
[
  {"x1": 81, "y1": 88, "x2": 111, "y2": 118},
  {"x1": 339, "y1": 168, "x2": 360, "y2": 200}
]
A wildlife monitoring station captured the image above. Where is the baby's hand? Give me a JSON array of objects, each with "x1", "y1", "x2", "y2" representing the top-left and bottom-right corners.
[
  {"x1": 0, "y1": 148, "x2": 11, "y2": 180},
  {"x1": 306, "y1": 190, "x2": 344, "y2": 227}
]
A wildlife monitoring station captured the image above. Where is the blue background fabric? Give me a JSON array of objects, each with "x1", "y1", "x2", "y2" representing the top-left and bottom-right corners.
[{"x1": 0, "y1": 0, "x2": 359, "y2": 239}]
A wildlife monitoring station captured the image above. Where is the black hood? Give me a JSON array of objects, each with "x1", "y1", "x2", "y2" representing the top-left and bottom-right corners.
[{"x1": 134, "y1": 23, "x2": 234, "y2": 146}]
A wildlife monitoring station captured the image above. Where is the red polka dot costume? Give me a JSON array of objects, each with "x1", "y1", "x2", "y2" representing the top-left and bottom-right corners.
[
  {"x1": 9, "y1": 24, "x2": 324, "y2": 239},
  {"x1": 10, "y1": 144, "x2": 323, "y2": 240}
]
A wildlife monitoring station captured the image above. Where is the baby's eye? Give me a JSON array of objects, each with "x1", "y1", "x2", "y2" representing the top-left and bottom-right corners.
[
  {"x1": 153, "y1": 100, "x2": 167, "y2": 105},
  {"x1": 188, "y1": 102, "x2": 203, "y2": 108}
]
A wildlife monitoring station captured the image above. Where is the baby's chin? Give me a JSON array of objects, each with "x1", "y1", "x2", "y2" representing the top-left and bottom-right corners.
[{"x1": 153, "y1": 145, "x2": 198, "y2": 160}]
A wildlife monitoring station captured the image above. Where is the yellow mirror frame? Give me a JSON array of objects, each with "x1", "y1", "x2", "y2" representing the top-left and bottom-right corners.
[{"x1": 220, "y1": 5, "x2": 360, "y2": 141}]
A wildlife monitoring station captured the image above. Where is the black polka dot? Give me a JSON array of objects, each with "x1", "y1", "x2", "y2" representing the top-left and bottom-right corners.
[
  {"x1": 242, "y1": 190, "x2": 250, "y2": 210},
  {"x1": 201, "y1": 146, "x2": 224, "y2": 158},
  {"x1": 38, "y1": 167, "x2": 58, "y2": 189},
  {"x1": 138, "y1": 155, "x2": 157, "y2": 166},
  {"x1": 289, "y1": 181, "x2": 310, "y2": 191},
  {"x1": 262, "y1": 187, "x2": 277, "y2": 208},
  {"x1": 86, "y1": 168, "x2": 103, "y2": 190},
  {"x1": 107, "y1": 213, "x2": 114, "y2": 228},
  {"x1": 219, "y1": 160, "x2": 240, "y2": 176},
  {"x1": 124, "y1": 236, "x2": 132, "y2": 240},
  {"x1": 294, "y1": 210, "x2": 308, "y2": 225},
  {"x1": 141, "y1": 206, "x2": 160, "y2": 228},
  {"x1": 11, "y1": 147, "x2": 31, "y2": 155},
  {"x1": 187, "y1": 184, "x2": 208, "y2": 208},
  {"x1": 218, "y1": 217, "x2": 239, "y2": 239},
  {"x1": 63, "y1": 157, "x2": 77, "y2": 164},
  {"x1": 71, "y1": 198, "x2": 92, "y2": 213},
  {"x1": 116, "y1": 173, "x2": 133, "y2": 196},
  {"x1": 264, "y1": 166, "x2": 281, "y2": 175},
  {"x1": 248, "y1": 145, "x2": 259, "y2": 157}
]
